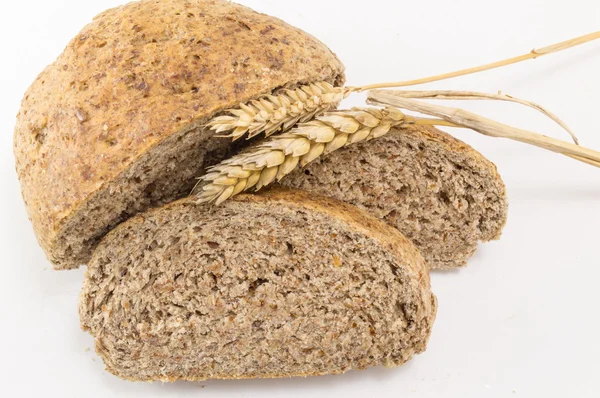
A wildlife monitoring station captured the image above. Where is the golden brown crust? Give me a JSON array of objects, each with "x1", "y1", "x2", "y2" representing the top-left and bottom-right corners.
[{"x1": 14, "y1": 0, "x2": 345, "y2": 264}]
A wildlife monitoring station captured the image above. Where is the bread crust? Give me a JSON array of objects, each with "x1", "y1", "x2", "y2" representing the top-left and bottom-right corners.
[{"x1": 14, "y1": 0, "x2": 345, "y2": 267}]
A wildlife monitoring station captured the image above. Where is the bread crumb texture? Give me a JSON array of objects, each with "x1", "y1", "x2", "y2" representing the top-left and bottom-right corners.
[
  {"x1": 80, "y1": 189, "x2": 436, "y2": 381},
  {"x1": 282, "y1": 125, "x2": 508, "y2": 269}
]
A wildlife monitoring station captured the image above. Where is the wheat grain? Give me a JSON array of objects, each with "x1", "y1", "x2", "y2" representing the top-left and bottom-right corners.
[
  {"x1": 207, "y1": 82, "x2": 348, "y2": 140},
  {"x1": 196, "y1": 107, "x2": 406, "y2": 204}
]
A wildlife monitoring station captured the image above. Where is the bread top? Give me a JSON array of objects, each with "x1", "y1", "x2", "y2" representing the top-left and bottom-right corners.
[{"x1": 14, "y1": 0, "x2": 345, "y2": 255}]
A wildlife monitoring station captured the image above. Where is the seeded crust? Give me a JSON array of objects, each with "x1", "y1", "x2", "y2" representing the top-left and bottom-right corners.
[
  {"x1": 80, "y1": 188, "x2": 436, "y2": 381},
  {"x1": 13, "y1": 0, "x2": 345, "y2": 269},
  {"x1": 282, "y1": 125, "x2": 508, "y2": 269}
]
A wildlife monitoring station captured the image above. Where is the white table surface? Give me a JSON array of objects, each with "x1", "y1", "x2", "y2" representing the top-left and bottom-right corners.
[{"x1": 1, "y1": 1, "x2": 599, "y2": 396}]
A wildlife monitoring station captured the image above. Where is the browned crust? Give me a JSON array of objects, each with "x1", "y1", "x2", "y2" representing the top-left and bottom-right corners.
[{"x1": 14, "y1": 0, "x2": 345, "y2": 265}]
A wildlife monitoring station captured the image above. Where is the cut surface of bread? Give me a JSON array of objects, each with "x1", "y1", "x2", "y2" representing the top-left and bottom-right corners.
[
  {"x1": 80, "y1": 188, "x2": 436, "y2": 381},
  {"x1": 282, "y1": 125, "x2": 508, "y2": 269},
  {"x1": 14, "y1": 0, "x2": 345, "y2": 269}
]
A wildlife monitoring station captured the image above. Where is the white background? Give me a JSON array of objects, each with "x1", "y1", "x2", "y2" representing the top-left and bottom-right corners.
[{"x1": 1, "y1": 0, "x2": 599, "y2": 397}]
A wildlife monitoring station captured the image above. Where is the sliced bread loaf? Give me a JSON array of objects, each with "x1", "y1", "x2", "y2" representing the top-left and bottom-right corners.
[
  {"x1": 281, "y1": 124, "x2": 508, "y2": 269},
  {"x1": 80, "y1": 188, "x2": 436, "y2": 381},
  {"x1": 14, "y1": 0, "x2": 345, "y2": 269}
]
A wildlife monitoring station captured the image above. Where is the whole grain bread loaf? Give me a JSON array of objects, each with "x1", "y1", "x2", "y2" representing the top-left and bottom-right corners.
[
  {"x1": 80, "y1": 188, "x2": 436, "y2": 381},
  {"x1": 14, "y1": 0, "x2": 345, "y2": 269},
  {"x1": 282, "y1": 124, "x2": 508, "y2": 269}
]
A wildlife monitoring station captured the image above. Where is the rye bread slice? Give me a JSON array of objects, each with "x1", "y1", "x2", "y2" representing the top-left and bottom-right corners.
[
  {"x1": 80, "y1": 188, "x2": 436, "y2": 381},
  {"x1": 281, "y1": 124, "x2": 508, "y2": 269},
  {"x1": 14, "y1": 0, "x2": 345, "y2": 269}
]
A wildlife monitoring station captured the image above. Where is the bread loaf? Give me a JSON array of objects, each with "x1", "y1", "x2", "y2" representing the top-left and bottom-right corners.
[
  {"x1": 80, "y1": 188, "x2": 436, "y2": 381},
  {"x1": 14, "y1": 0, "x2": 345, "y2": 269},
  {"x1": 282, "y1": 124, "x2": 508, "y2": 269}
]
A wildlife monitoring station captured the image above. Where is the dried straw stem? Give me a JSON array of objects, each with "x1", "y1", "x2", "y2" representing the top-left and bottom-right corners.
[
  {"x1": 196, "y1": 108, "x2": 408, "y2": 204},
  {"x1": 390, "y1": 90, "x2": 579, "y2": 145},
  {"x1": 207, "y1": 82, "x2": 347, "y2": 140},
  {"x1": 350, "y1": 31, "x2": 600, "y2": 92},
  {"x1": 368, "y1": 90, "x2": 600, "y2": 167}
]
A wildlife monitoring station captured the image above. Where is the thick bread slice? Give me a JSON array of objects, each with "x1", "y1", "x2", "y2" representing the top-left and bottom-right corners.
[
  {"x1": 80, "y1": 188, "x2": 436, "y2": 381},
  {"x1": 282, "y1": 125, "x2": 508, "y2": 269},
  {"x1": 14, "y1": 0, "x2": 345, "y2": 269}
]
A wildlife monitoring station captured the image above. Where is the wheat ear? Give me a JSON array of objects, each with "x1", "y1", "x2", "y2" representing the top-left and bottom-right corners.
[
  {"x1": 196, "y1": 107, "x2": 408, "y2": 204},
  {"x1": 207, "y1": 82, "x2": 348, "y2": 140}
]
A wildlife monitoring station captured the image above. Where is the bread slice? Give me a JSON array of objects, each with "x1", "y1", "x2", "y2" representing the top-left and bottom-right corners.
[
  {"x1": 281, "y1": 124, "x2": 508, "y2": 269},
  {"x1": 14, "y1": 0, "x2": 345, "y2": 269},
  {"x1": 80, "y1": 188, "x2": 436, "y2": 381}
]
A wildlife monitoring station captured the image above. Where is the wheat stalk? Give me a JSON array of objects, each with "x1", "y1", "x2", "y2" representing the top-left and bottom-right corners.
[
  {"x1": 367, "y1": 90, "x2": 600, "y2": 168},
  {"x1": 196, "y1": 107, "x2": 408, "y2": 204},
  {"x1": 389, "y1": 90, "x2": 579, "y2": 145},
  {"x1": 349, "y1": 31, "x2": 600, "y2": 92},
  {"x1": 207, "y1": 82, "x2": 348, "y2": 140}
]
